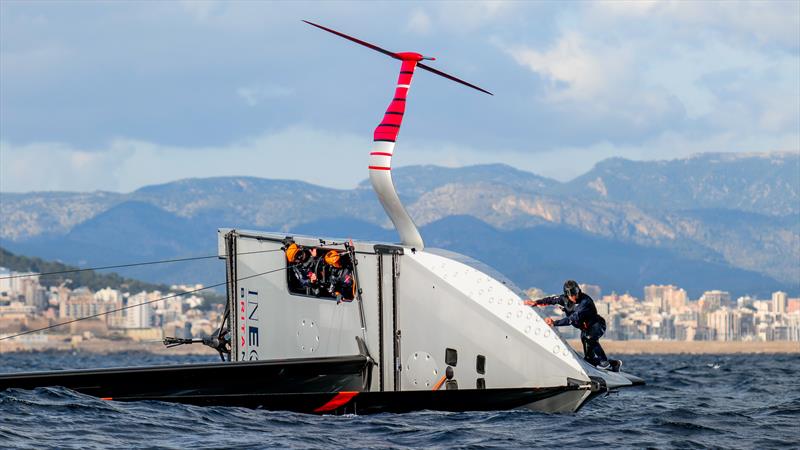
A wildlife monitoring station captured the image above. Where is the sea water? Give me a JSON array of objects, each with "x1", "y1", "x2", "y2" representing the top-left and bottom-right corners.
[{"x1": 0, "y1": 352, "x2": 797, "y2": 449}]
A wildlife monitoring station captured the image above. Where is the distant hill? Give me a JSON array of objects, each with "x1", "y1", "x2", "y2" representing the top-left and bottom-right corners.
[
  {"x1": 4, "y1": 212, "x2": 790, "y2": 299},
  {"x1": 0, "y1": 191, "x2": 124, "y2": 240},
  {"x1": 0, "y1": 246, "x2": 169, "y2": 293},
  {"x1": 7, "y1": 201, "x2": 224, "y2": 287},
  {"x1": 1, "y1": 152, "x2": 797, "y2": 297},
  {"x1": 561, "y1": 152, "x2": 800, "y2": 215},
  {"x1": 420, "y1": 216, "x2": 788, "y2": 299},
  {"x1": 291, "y1": 214, "x2": 790, "y2": 298},
  {"x1": 357, "y1": 163, "x2": 555, "y2": 200}
]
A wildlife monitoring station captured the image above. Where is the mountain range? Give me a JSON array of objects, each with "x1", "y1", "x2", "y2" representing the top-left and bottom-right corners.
[{"x1": 1, "y1": 151, "x2": 798, "y2": 299}]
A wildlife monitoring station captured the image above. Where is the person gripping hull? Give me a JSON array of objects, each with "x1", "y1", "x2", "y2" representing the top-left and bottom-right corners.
[{"x1": 526, "y1": 280, "x2": 615, "y2": 371}]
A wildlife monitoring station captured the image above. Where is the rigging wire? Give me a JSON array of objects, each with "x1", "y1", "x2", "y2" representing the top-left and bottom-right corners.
[
  {"x1": 0, "y1": 263, "x2": 294, "y2": 342},
  {"x1": 0, "y1": 248, "x2": 284, "y2": 281}
]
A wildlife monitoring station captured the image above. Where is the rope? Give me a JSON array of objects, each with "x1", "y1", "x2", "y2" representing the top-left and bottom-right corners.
[
  {"x1": 0, "y1": 264, "x2": 294, "y2": 342},
  {"x1": 0, "y1": 248, "x2": 284, "y2": 281}
]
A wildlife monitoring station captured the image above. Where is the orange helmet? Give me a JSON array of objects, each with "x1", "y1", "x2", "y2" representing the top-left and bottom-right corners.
[
  {"x1": 324, "y1": 250, "x2": 342, "y2": 268},
  {"x1": 285, "y1": 243, "x2": 300, "y2": 263}
]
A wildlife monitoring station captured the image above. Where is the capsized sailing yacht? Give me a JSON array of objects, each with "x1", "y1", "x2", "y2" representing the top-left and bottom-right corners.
[{"x1": 0, "y1": 21, "x2": 643, "y2": 414}]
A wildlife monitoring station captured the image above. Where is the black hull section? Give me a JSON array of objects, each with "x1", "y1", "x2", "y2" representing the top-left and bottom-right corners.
[
  {"x1": 320, "y1": 387, "x2": 575, "y2": 414},
  {"x1": 118, "y1": 386, "x2": 574, "y2": 414},
  {"x1": 0, "y1": 355, "x2": 370, "y2": 399},
  {"x1": 0, "y1": 356, "x2": 577, "y2": 414}
]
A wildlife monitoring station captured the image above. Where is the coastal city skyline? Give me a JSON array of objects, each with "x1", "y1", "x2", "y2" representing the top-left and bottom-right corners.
[{"x1": 2, "y1": 265, "x2": 797, "y2": 353}]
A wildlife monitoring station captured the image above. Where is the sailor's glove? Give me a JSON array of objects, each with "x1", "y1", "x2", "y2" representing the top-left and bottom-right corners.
[{"x1": 523, "y1": 299, "x2": 542, "y2": 307}]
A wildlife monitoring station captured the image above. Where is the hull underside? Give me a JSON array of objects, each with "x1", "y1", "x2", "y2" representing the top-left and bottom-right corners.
[{"x1": 0, "y1": 356, "x2": 585, "y2": 414}]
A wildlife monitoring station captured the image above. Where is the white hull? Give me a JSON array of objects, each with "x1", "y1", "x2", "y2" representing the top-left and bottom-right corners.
[{"x1": 218, "y1": 229, "x2": 641, "y2": 413}]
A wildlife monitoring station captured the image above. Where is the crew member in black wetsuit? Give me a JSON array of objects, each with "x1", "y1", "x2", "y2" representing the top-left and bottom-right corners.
[
  {"x1": 323, "y1": 250, "x2": 355, "y2": 303},
  {"x1": 525, "y1": 280, "x2": 611, "y2": 369},
  {"x1": 286, "y1": 243, "x2": 320, "y2": 295}
]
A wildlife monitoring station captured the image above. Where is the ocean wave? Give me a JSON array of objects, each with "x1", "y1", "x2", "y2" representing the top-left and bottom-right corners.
[{"x1": 0, "y1": 353, "x2": 797, "y2": 449}]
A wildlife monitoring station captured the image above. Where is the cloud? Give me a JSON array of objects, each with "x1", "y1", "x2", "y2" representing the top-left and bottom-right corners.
[
  {"x1": 499, "y1": 30, "x2": 686, "y2": 145},
  {"x1": 0, "y1": 129, "x2": 518, "y2": 193},
  {"x1": 1, "y1": 1, "x2": 797, "y2": 192},
  {"x1": 3, "y1": 118, "x2": 798, "y2": 195},
  {"x1": 590, "y1": 1, "x2": 800, "y2": 51},
  {"x1": 0, "y1": 141, "x2": 130, "y2": 192},
  {"x1": 0, "y1": 43, "x2": 73, "y2": 79},
  {"x1": 0, "y1": 126, "x2": 523, "y2": 192},
  {"x1": 236, "y1": 83, "x2": 294, "y2": 106},
  {"x1": 1, "y1": 127, "x2": 373, "y2": 192},
  {"x1": 504, "y1": 31, "x2": 634, "y2": 102},
  {"x1": 499, "y1": 1, "x2": 798, "y2": 151},
  {"x1": 178, "y1": 0, "x2": 223, "y2": 22},
  {"x1": 432, "y1": 1, "x2": 518, "y2": 32},
  {"x1": 406, "y1": 9, "x2": 432, "y2": 35}
]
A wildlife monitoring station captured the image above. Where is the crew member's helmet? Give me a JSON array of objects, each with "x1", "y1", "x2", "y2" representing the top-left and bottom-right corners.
[
  {"x1": 324, "y1": 250, "x2": 342, "y2": 268},
  {"x1": 563, "y1": 280, "x2": 581, "y2": 298},
  {"x1": 285, "y1": 243, "x2": 300, "y2": 262}
]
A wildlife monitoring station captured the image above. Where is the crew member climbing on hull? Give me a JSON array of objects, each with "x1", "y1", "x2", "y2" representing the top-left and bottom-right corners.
[{"x1": 526, "y1": 280, "x2": 620, "y2": 371}]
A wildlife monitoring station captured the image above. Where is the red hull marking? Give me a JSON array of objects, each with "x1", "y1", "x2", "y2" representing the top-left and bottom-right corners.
[
  {"x1": 100, "y1": 397, "x2": 113, "y2": 401},
  {"x1": 370, "y1": 152, "x2": 393, "y2": 157},
  {"x1": 314, "y1": 391, "x2": 359, "y2": 413},
  {"x1": 368, "y1": 166, "x2": 391, "y2": 170}
]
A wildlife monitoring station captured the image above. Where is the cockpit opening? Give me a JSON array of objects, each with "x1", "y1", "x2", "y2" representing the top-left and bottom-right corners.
[{"x1": 285, "y1": 242, "x2": 356, "y2": 301}]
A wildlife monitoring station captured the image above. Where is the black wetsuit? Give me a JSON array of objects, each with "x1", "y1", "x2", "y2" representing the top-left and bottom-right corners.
[
  {"x1": 536, "y1": 293, "x2": 608, "y2": 366},
  {"x1": 291, "y1": 255, "x2": 320, "y2": 295},
  {"x1": 327, "y1": 266, "x2": 355, "y2": 301}
]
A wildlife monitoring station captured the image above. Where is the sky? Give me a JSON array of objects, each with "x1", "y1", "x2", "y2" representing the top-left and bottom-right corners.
[{"x1": 1, "y1": 0, "x2": 798, "y2": 192}]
